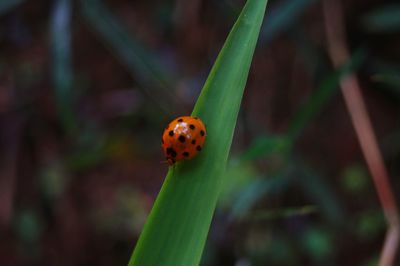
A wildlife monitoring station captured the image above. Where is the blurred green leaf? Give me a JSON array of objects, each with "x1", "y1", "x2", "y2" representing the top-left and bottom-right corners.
[
  {"x1": 368, "y1": 60, "x2": 400, "y2": 99},
  {"x1": 14, "y1": 210, "x2": 42, "y2": 244},
  {"x1": 225, "y1": 48, "x2": 361, "y2": 229},
  {"x1": 80, "y1": 0, "x2": 179, "y2": 114},
  {"x1": 297, "y1": 164, "x2": 345, "y2": 224},
  {"x1": 0, "y1": 0, "x2": 25, "y2": 16},
  {"x1": 356, "y1": 210, "x2": 385, "y2": 240},
  {"x1": 240, "y1": 135, "x2": 292, "y2": 161},
  {"x1": 362, "y1": 5, "x2": 400, "y2": 33},
  {"x1": 341, "y1": 164, "x2": 369, "y2": 194},
  {"x1": 364, "y1": 256, "x2": 379, "y2": 266},
  {"x1": 301, "y1": 227, "x2": 333, "y2": 261},
  {"x1": 261, "y1": 235, "x2": 298, "y2": 265},
  {"x1": 287, "y1": 72, "x2": 339, "y2": 140},
  {"x1": 128, "y1": 1, "x2": 268, "y2": 265},
  {"x1": 93, "y1": 187, "x2": 149, "y2": 234},
  {"x1": 40, "y1": 162, "x2": 67, "y2": 200},
  {"x1": 238, "y1": 50, "x2": 365, "y2": 162},
  {"x1": 290, "y1": 28, "x2": 329, "y2": 76},
  {"x1": 66, "y1": 127, "x2": 107, "y2": 170},
  {"x1": 372, "y1": 73, "x2": 400, "y2": 89},
  {"x1": 249, "y1": 205, "x2": 317, "y2": 221},
  {"x1": 15, "y1": 62, "x2": 43, "y2": 89},
  {"x1": 369, "y1": 59, "x2": 400, "y2": 76},
  {"x1": 260, "y1": 0, "x2": 318, "y2": 44},
  {"x1": 229, "y1": 167, "x2": 294, "y2": 220},
  {"x1": 50, "y1": 0, "x2": 77, "y2": 134},
  {"x1": 288, "y1": 49, "x2": 365, "y2": 140},
  {"x1": 218, "y1": 161, "x2": 258, "y2": 209}
]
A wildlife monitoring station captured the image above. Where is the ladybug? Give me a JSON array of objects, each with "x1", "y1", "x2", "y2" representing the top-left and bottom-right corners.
[{"x1": 162, "y1": 116, "x2": 207, "y2": 165}]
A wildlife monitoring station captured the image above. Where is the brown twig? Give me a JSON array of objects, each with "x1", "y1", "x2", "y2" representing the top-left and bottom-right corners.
[{"x1": 322, "y1": 0, "x2": 400, "y2": 265}]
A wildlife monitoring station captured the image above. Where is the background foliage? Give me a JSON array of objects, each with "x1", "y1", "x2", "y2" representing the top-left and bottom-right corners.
[{"x1": 0, "y1": 0, "x2": 399, "y2": 265}]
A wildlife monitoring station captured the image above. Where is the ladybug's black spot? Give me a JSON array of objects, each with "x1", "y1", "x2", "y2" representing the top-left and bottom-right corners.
[
  {"x1": 191, "y1": 139, "x2": 196, "y2": 145},
  {"x1": 189, "y1": 124, "x2": 195, "y2": 130},
  {"x1": 177, "y1": 118, "x2": 183, "y2": 122},
  {"x1": 196, "y1": 145, "x2": 202, "y2": 151},
  {"x1": 169, "y1": 130, "x2": 174, "y2": 136},
  {"x1": 171, "y1": 150, "x2": 177, "y2": 157},
  {"x1": 178, "y1": 135, "x2": 186, "y2": 143},
  {"x1": 200, "y1": 130, "x2": 205, "y2": 136},
  {"x1": 183, "y1": 152, "x2": 189, "y2": 157},
  {"x1": 194, "y1": 117, "x2": 199, "y2": 120},
  {"x1": 166, "y1": 147, "x2": 177, "y2": 157}
]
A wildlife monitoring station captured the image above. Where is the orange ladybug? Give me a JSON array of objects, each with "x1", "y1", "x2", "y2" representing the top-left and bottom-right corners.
[{"x1": 162, "y1": 116, "x2": 207, "y2": 165}]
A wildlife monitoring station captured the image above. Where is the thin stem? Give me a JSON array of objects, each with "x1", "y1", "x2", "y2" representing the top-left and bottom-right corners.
[{"x1": 323, "y1": 0, "x2": 400, "y2": 265}]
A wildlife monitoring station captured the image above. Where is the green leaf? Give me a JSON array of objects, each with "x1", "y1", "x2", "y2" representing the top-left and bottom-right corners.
[{"x1": 128, "y1": 0, "x2": 268, "y2": 265}]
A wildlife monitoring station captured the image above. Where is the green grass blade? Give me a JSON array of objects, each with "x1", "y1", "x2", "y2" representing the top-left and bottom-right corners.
[{"x1": 128, "y1": 0, "x2": 268, "y2": 265}]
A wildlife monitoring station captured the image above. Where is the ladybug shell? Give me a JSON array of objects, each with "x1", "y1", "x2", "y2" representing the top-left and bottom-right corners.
[{"x1": 162, "y1": 116, "x2": 206, "y2": 165}]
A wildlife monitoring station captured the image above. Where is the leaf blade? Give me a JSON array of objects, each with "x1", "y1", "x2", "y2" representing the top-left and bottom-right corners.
[{"x1": 128, "y1": 0, "x2": 268, "y2": 265}]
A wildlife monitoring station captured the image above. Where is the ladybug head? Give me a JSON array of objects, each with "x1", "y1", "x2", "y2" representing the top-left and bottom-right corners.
[{"x1": 166, "y1": 157, "x2": 175, "y2": 165}]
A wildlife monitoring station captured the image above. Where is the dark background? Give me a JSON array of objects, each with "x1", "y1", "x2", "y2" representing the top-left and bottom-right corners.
[{"x1": 0, "y1": 0, "x2": 399, "y2": 265}]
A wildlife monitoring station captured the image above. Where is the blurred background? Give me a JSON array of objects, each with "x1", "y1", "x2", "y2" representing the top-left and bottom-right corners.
[{"x1": 0, "y1": 0, "x2": 399, "y2": 265}]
